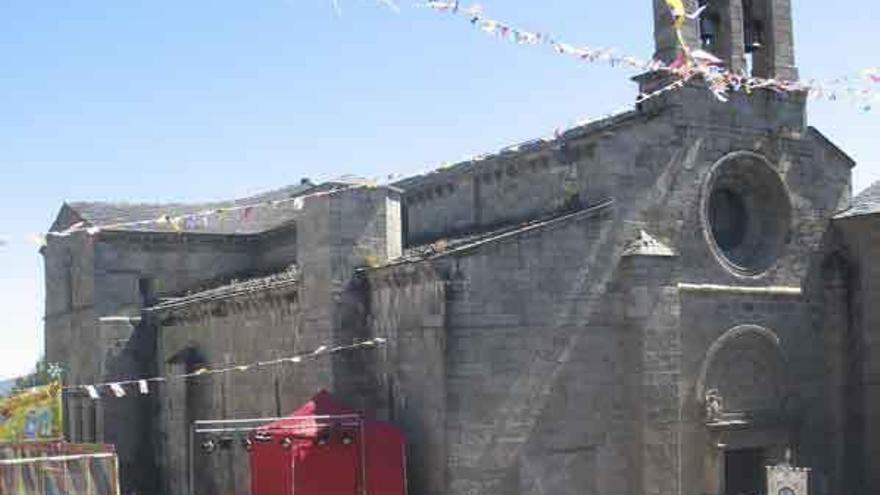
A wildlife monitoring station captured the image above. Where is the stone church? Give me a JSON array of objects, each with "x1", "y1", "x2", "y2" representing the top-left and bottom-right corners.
[{"x1": 42, "y1": 1, "x2": 879, "y2": 494}]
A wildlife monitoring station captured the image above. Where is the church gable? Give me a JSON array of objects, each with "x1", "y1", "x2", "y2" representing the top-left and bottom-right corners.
[{"x1": 48, "y1": 203, "x2": 86, "y2": 233}]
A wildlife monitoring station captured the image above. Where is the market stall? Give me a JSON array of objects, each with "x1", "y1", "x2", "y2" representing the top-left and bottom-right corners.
[{"x1": 248, "y1": 391, "x2": 406, "y2": 495}]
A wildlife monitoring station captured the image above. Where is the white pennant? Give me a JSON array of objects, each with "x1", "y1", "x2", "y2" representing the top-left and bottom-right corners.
[
  {"x1": 70, "y1": 339, "x2": 386, "y2": 400},
  {"x1": 84, "y1": 385, "x2": 100, "y2": 400},
  {"x1": 109, "y1": 383, "x2": 126, "y2": 398}
]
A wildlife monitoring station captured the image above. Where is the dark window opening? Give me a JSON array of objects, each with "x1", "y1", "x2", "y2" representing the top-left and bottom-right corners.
[
  {"x1": 704, "y1": 154, "x2": 790, "y2": 275},
  {"x1": 138, "y1": 277, "x2": 155, "y2": 307},
  {"x1": 63, "y1": 253, "x2": 74, "y2": 311},
  {"x1": 65, "y1": 266, "x2": 74, "y2": 310},
  {"x1": 62, "y1": 396, "x2": 71, "y2": 440},
  {"x1": 82, "y1": 401, "x2": 98, "y2": 443},
  {"x1": 745, "y1": 19, "x2": 764, "y2": 53},
  {"x1": 742, "y1": 0, "x2": 765, "y2": 53},
  {"x1": 698, "y1": 0, "x2": 719, "y2": 49},
  {"x1": 709, "y1": 188, "x2": 749, "y2": 251},
  {"x1": 724, "y1": 448, "x2": 766, "y2": 495}
]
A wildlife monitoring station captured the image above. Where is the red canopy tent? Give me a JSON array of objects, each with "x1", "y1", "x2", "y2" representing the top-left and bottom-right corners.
[{"x1": 249, "y1": 391, "x2": 406, "y2": 495}]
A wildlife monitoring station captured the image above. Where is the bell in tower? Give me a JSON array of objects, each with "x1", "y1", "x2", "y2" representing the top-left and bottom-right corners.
[
  {"x1": 652, "y1": 0, "x2": 798, "y2": 81},
  {"x1": 698, "y1": 4, "x2": 720, "y2": 50},
  {"x1": 742, "y1": 0, "x2": 765, "y2": 53}
]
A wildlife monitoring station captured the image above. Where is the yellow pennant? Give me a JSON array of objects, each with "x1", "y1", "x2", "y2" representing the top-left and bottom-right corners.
[
  {"x1": 664, "y1": 0, "x2": 692, "y2": 56},
  {"x1": 665, "y1": 0, "x2": 686, "y2": 27}
]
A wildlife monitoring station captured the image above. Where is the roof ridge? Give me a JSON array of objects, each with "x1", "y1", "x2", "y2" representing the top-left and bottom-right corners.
[
  {"x1": 57, "y1": 181, "x2": 317, "y2": 235},
  {"x1": 392, "y1": 109, "x2": 642, "y2": 188},
  {"x1": 67, "y1": 181, "x2": 316, "y2": 209},
  {"x1": 146, "y1": 265, "x2": 301, "y2": 312},
  {"x1": 856, "y1": 180, "x2": 880, "y2": 196}
]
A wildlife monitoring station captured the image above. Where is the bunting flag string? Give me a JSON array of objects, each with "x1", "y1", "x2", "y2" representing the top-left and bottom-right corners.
[
  {"x1": 34, "y1": 71, "x2": 693, "y2": 249},
  {"x1": 23, "y1": 2, "x2": 878, "y2": 247},
  {"x1": 546, "y1": 73, "x2": 696, "y2": 142},
  {"x1": 402, "y1": 74, "x2": 695, "y2": 186},
  {"x1": 422, "y1": 1, "x2": 880, "y2": 109},
  {"x1": 44, "y1": 183, "x2": 369, "y2": 241},
  {"x1": 375, "y1": 0, "x2": 400, "y2": 13},
  {"x1": 328, "y1": 0, "x2": 400, "y2": 15},
  {"x1": 424, "y1": 1, "x2": 660, "y2": 72},
  {"x1": 58, "y1": 337, "x2": 386, "y2": 400}
]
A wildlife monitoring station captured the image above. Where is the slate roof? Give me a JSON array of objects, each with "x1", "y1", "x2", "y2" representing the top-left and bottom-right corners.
[
  {"x1": 835, "y1": 181, "x2": 880, "y2": 219},
  {"x1": 148, "y1": 265, "x2": 300, "y2": 311},
  {"x1": 57, "y1": 182, "x2": 316, "y2": 235}
]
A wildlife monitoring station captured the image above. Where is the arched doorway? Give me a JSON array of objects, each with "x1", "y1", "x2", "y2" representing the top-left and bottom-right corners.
[{"x1": 696, "y1": 325, "x2": 792, "y2": 495}]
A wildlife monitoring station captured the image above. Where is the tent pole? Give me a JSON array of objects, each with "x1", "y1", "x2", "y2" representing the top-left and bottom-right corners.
[{"x1": 188, "y1": 423, "x2": 195, "y2": 495}]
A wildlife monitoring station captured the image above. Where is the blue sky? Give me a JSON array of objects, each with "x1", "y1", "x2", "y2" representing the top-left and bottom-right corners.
[{"x1": 0, "y1": 0, "x2": 877, "y2": 380}]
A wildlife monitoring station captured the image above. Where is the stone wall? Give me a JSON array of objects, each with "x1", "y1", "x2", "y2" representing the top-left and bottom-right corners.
[
  {"x1": 618, "y1": 255, "x2": 679, "y2": 495},
  {"x1": 812, "y1": 245, "x2": 858, "y2": 495},
  {"x1": 434, "y1": 204, "x2": 625, "y2": 495},
  {"x1": 44, "y1": 225, "x2": 299, "y2": 494},
  {"x1": 98, "y1": 316, "x2": 160, "y2": 495},
  {"x1": 44, "y1": 232, "x2": 100, "y2": 388},
  {"x1": 630, "y1": 88, "x2": 851, "y2": 495},
  {"x1": 675, "y1": 288, "x2": 818, "y2": 494},
  {"x1": 397, "y1": 111, "x2": 664, "y2": 246},
  {"x1": 43, "y1": 232, "x2": 106, "y2": 456},
  {"x1": 258, "y1": 225, "x2": 298, "y2": 270},
  {"x1": 144, "y1": 186, "x2": 403, "y2": 495},
  {"x1": 296, "y1": 186, "x2": 402, "y2": 408},
  {"x1": 369, "y1": 85, "x2": 855, "y2": 495},
  {"x1": 44, "y1": 229, "x2": 265, "y2": 391},
  {"x1": 835, "y1": 215, "x2": 880, "y2": 493},
  {"x1": 93, "y1": 231, "x2": 262, "y2": 316},
  {"x1": 367, "y1": 202, "x2": 630, "y2": 495},
  {"x1": 366, "y1": 263, "x2": 448, "y2": 495},
  {"x1": 152, "y1": 285, "x2": 310, "y2": 495}
]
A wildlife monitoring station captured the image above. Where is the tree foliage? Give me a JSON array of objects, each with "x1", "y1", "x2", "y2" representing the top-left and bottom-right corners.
[{"x1": 12, "y1": 356, "x2": 53, "y2": 392}]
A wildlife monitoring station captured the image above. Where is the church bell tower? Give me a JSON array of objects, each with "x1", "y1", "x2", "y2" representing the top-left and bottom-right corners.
[{"x1": 652, "y1": 0, "x2": 798, "y2": 81}]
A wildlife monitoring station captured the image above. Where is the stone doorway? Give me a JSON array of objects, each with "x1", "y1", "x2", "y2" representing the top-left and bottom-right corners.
[
  {"x1": 724, "y1": 447, "x2": 766, "y2": 495},
  {"x1": 697, "y1": 325, "x2": 792, "y2": 495}
]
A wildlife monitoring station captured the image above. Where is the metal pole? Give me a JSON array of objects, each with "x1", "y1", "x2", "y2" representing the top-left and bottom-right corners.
[
  {"x1": 192, "y1": 414, "x2": 361, "y2": 426},
  {"x1": 189, "y1": 423, "x2": 195, "y2": 495},
  {"x1": 359, "y1": 418, "x2": 367, "y2": 495}
]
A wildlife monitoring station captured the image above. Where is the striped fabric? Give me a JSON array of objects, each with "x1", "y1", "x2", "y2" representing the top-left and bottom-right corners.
[{"x1": 0, "y1": 452, "x2": 119, "y2": 495}]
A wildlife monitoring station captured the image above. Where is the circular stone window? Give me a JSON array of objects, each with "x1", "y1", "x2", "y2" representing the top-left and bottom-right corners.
[{"x1": 701, "y1": 152, "x2": 791, "y2": 276}]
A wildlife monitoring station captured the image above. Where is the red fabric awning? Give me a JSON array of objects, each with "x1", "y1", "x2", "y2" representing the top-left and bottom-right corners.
[{"x1": 249, "y1": 391, "x2": 406, "y2": 495}]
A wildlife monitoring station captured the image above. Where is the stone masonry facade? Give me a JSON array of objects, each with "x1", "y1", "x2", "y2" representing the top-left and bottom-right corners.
[{"x1": 43, "y1": 1, "x2": 880, "y2": 494}]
